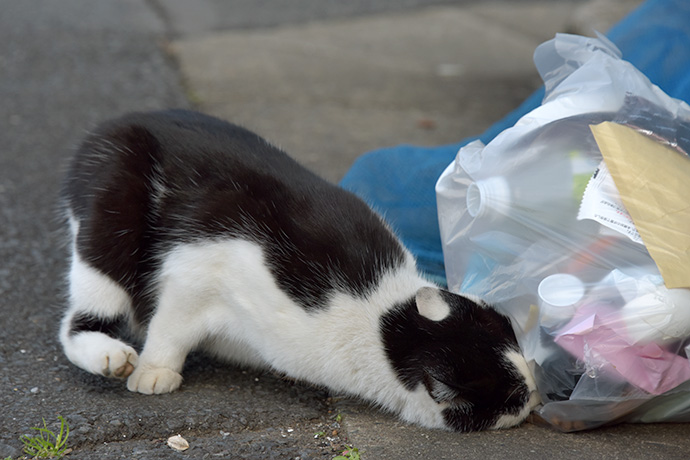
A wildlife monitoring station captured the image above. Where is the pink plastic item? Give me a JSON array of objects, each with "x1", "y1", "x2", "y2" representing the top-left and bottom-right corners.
[{"x1": 554, "y1": 303, "x2": 690, "y2": 395}]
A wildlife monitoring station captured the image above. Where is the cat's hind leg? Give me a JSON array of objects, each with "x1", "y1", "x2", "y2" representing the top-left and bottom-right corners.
[{"x1": 60, "y1": 250, "x2": 139, "y2": 379}]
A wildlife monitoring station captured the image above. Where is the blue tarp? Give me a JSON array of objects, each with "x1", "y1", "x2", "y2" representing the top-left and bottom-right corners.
[{"x1": 339, "y1": 0, "x2": 690, "y2": 284}]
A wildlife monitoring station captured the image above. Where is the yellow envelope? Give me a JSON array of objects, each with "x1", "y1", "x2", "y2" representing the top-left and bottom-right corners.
[{"x1": 590, "y1": 122, "x2": 690, "y2": 289}]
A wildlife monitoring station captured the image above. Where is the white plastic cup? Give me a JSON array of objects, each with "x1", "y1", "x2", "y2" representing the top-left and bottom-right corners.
[{"x1": 538, "y1": 274, "x2": 585, "y2": 329}]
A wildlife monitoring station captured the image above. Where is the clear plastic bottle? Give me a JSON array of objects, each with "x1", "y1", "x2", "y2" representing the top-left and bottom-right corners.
[{"x1": 465, "y1": 177, "x2": 511, "y2": 219}]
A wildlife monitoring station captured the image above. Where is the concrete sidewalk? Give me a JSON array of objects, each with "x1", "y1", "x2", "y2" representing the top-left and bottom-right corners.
[
  {"x1": 168, "y1": 0, "x2": 639, "y2": 182},
  {"x1": 3, "y1": 0, "x2": 689, "y2": 459},
  {"x1": 170, "y1": 2, "x2": 562, "y2": 182}
]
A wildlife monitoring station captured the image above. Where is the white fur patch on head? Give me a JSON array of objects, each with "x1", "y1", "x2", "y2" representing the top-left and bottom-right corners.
[
  {"x1": 504, "y1": 348, "x2": 538, "y2": 394},
  {"x1": 491, "y1": 348, "x2": 541, "y2": 430},
  {"x1": 68, "y1": 213, "x2": 80, "y2": 237},
  {"x1": 415, "y1": 287, "x2": 451, "y2": 322}
]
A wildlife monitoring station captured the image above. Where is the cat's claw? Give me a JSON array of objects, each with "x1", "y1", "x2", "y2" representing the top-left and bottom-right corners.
[
  {"x1": 101, "y1": 346, "x2": 138, "y2": 379},
  {"x1": 127, "y1": 365, "x2": 182, "y2": 394}
]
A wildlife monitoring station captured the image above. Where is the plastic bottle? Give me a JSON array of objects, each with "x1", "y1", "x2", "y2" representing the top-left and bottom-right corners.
[
  {"x1": 462, "y1": 150, "x2": 599, "y2": 235},
  {"x1": 465, "y1": 177, "x2": 511, "y2": 219}
]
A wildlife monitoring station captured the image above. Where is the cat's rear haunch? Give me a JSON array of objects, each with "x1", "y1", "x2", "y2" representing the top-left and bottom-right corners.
[{"x1": 59, "y1": 110, "x2": 538, "y2": 432}]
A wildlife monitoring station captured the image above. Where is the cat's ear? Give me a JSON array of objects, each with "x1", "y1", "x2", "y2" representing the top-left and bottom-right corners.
[
  {"x1": 423, "y1": 371, "x2": 462, "y2": 403},
  {"x1": 423, "y1": 369, "x2": 493, "y2": 405},
  {"x1": 422, "y1": 370, "x2": 486, "y2": 405},
  {"x1": 415, "y1": 287, "x2": 451, "y2": 322}
]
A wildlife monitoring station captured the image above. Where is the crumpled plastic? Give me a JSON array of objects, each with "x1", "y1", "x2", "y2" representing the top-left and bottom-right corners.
[{"x1": 436, "y1": 33, "x2": 690, "y2": 431}]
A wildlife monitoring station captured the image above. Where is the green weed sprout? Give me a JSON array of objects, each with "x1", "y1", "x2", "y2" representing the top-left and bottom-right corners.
[
  {"x1": 334, "y1": 445, "x2": 361, "y2": 460},
  {"x1": 20, "y1": 416, "x2": 70, "y2": 458}
]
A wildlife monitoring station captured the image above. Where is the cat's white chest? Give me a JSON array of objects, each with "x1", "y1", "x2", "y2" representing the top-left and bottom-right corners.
[
  {"x1": 157, "y1": 239, "x2": 300, "y2": 360},
  {"x1": 158, "y1": 239, "x2": 423, "y2": 392}
]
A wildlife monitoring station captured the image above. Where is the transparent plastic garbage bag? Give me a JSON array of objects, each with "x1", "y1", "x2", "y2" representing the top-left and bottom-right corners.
[{"x1": 436, "y1": 34, "x2": 690, "y2": 431}]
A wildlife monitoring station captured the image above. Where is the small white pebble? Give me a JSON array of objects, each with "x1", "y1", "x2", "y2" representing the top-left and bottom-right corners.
[
  {"x1": 167, "y1": 434, "x2": 189, "y2": 451},
  {"x1": 30, "y1": 387, "x2": 39, "y2": 394}
]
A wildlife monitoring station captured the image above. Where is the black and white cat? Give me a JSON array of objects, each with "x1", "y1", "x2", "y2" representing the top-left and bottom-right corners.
[{"x1": 59, "y1": 110, "x2": 539, "y2": 432}]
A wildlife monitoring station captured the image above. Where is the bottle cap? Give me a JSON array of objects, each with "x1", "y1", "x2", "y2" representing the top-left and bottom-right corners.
[{"x1": 466, "y1": 177, "x2": 511, "y2": 218}]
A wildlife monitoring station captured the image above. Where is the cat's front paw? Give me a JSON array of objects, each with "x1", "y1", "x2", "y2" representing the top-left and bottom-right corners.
[
  {"x1": 127, "y1": 365, "x2": 182, "y2": 394},
  {"x1": 103, "y1": 345, "x2": 138, "y2": 378}
]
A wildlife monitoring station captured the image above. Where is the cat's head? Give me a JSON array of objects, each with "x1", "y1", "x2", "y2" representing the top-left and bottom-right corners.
[{"x1": 381, "y1": 287, "x2": 539, "y2": 431}]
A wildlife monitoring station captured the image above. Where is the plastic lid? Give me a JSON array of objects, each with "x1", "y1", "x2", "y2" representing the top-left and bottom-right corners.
[
  {"x1": 538, "y1": 274, "x2": 585, "y2": 307},
  {"x1": 466, "y1": 177, "x2": 511, "y2": 218}
]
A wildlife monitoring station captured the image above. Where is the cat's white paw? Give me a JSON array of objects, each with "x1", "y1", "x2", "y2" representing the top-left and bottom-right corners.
[
  {"x1": 127, "y1": 365, "x2": 182, "y2": 394},
  {"x1": 61, "y1": 331, "x2": 139, "y2": 379},
  {"x1": 102, "y1": 345, "x2": 138, "y2": 378}
]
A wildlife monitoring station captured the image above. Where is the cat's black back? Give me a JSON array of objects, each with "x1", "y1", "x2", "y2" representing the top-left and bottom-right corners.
[{"x1": 63, "y1": 110, "x2": 406, "y2": 321}]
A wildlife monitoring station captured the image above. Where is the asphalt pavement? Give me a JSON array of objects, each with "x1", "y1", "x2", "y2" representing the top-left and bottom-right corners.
[{"x1": 2, "y1": 0, "x2": 689, "y2": 459}]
